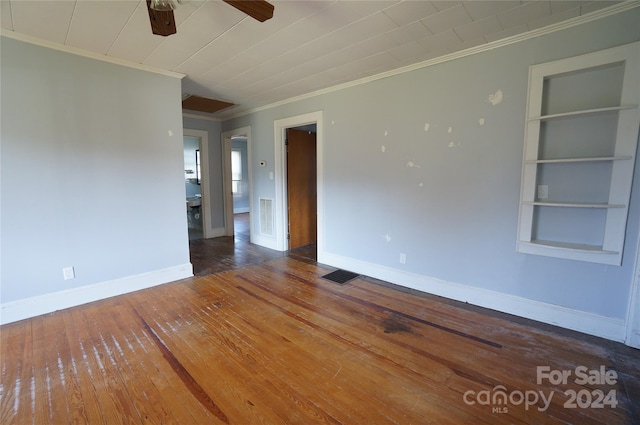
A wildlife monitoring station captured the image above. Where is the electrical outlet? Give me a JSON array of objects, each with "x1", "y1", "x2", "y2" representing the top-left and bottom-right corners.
[
  {"x1": 63, "y1": 267, "x2": 75, "y2": 280},
  {"x1": 538, "y1": 185, "x2": 549, "y2": 200},
  {"x1": 399, "y1": 253, "x2": 406, "y2": 264}
]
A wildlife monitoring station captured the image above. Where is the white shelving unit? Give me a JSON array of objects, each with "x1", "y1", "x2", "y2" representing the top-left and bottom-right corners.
[{"x1": 517, "y1": 42, "x2": 640, "y2": 265}]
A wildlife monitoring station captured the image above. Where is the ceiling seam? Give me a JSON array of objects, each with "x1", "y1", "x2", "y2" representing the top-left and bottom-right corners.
[
  {"x1": 142, "y1": 0, "x2": 207, "y2": 67},
  {"x1": 106, "y1": 0, "x2": 144, "y2": 58},
  {"x1": 63, "y1": 0, "x2": 79, "y2": 45},
  {"x1": 8, "y1": 0, "x2": 13, "y2": 31},
  {"x1": 185, "y1": 0, "x2": 342, "y2": 87},
  {"x1": 211, "y1": 8, "x2": 401, "y2": 93},
  {"x1": 173, "y1": 15, "x2": 249, "y2": 71}
]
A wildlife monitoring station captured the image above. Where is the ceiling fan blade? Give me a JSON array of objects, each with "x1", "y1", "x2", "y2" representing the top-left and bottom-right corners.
[
  {"x1": 223, "y1": 0, "x2": 274, "y2": 22},
  {"x1": 146, "y1": 0, "x2": 176, "y2": 36}
]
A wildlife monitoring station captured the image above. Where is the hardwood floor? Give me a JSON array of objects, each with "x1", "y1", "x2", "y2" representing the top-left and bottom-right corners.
[
  {"x1": 2, "y1": 252, "x2": 639, "y2": 424},
  {"x1": 188, "y1": 213, "x2": 316, "y2": 276}
]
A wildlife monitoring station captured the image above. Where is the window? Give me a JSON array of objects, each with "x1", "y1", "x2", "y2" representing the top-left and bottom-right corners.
[{"x1": 231, "y1": 149, "x2": 242, "y2": 194}]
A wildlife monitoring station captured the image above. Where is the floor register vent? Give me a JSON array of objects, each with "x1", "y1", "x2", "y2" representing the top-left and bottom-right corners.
[{"x1": 322, "y1": 269, "x2": 359, "y2": 285}]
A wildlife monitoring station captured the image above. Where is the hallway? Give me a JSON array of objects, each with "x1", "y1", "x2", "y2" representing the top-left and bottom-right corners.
[{"x1": 188, "y1": 213, "x2": 316, "y2": 276}]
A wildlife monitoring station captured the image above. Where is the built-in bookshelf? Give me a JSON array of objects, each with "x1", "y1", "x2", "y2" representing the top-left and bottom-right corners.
[{"x1": 517, "y1": 42, "x2": 640, "y2": 265}]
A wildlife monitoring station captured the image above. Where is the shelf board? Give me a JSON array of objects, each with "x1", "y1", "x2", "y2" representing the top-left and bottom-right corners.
[
  {"x1": 524, "y1": 240, "x2": 618, "y2": 255},
  {"x1": 525, "y1": 156, "x2": 633, "y2": 164},
  {"x1": 522, "y1": 201, "x2": 626, "y2": 208},
  {"x1": 528, "y1": 105, "x2": 638, "y2": 121}
]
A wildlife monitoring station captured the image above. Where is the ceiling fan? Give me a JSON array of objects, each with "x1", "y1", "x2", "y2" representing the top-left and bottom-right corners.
[{"x1": 146, "y1": 0, "x2": 275, "y2": 36}]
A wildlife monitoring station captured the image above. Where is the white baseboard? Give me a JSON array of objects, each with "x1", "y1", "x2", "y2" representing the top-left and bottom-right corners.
[
  {"x1": 251, "y1": 233, "x2": 281, "y2": 251},
  {"x1": 320, "y1": 252, "x2": 626, "y2": 343},
  {"x1": 234, "y1": 207, "x2": 250, "y2": 214},
  {"x1": 206, "y1": 227, "x2": 227, "y2": 238},
  {"x1": 0, "y1": 263, "x2": 193, "y2": 325},
  {"x1": 627, "y1": 331, "x2": 640, "y2": 349}
]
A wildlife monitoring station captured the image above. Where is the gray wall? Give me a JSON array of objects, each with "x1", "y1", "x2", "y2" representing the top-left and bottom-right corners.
[
  {"x1": 1, "y1": 37, "x2": 189, "y2": 303},
  {"x1": 222, "y1": 9, "x2": 640, "y2": 321},
  {"x1": 182, "y1": 116, "x2": 224, "y2": 229}
]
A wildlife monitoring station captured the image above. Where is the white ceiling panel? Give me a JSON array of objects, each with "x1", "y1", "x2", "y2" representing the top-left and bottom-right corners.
[
  {"x1": 65, "y1": 1, "x2": 138, "y2": 54},
  {"x1": 484, "y1": 23, "x2": 529, "y2": 43},
  {"x1": 431, "y1": 1, "x2": 465, "y2": 12},
  {"x1": 581, "y1": 1, "x2": 623, "y2": 14},
  {"x1": 329, "y1": 11, "x2": 399, "y2": 45},
  {"x1": 106, "y1": 2, "x2": 165, "y2": 63},
  {"x1": 143, "y1": 44, "x2": 194, "y2": 70},
  {"x1": 462, "y1": 0, "x2": 520, "y2": 21},
  {"x1": 422, "y1": 4, "x2": 472, "y2": 34},
  {"x1": 388, "y1": 40, "x2": 428, "y2": 62},
  {"x1": 311, "y1": 1, "x2": 371, "y2": 32},
  {"x1": 549, "y1": 1, "x2": 588, "y2": 14},
  {"x1": 382, "y1": 0, "x2": 439, "y2": 26},
  {"x1": 357, "y1": 32, "x2": 402, "y2": 55},
  {"x1": 175, "y1": 56, "x2": 215, "y2": 76},
  {"x1": 163, "y1": 1, "x2": 242, "y2": 53},
  {"x1": 1, "y1": 0, "x2": 632, "y2": 119},
  {"x1": 339, "y1": 0, "x2": 399, "y2": 19},
  {"x1": 527, "y1": 7, "x2": 581, "y2": 30},
  {"x1": 418, "y1": 28, "x2": 463, "y2": 52},
  {"x1": 10, "y1": 0, "x2": 75, "y2": 44},
  {"x1": 453, "y1": 14, "x2": 502, "y2": 42},
  {"x1": 386, "y1": 20, "x2": 431, "y2": 45},
  {"x1": 1, "y1": 1, "x2": 13, "y2": 30},
  {"x1": 496, "y1": 1, "x2": 552, "y2": 29}
]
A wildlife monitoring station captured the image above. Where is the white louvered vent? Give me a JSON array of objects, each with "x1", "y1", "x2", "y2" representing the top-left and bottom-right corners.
[{"x1": 259, "y1": 198, "x2": 274, "y2": 236}]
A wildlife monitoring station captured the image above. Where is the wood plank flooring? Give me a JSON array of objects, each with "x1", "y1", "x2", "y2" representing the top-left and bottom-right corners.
[{"x1": 2, "y1": 256, "x2": 639, "y2": 424}]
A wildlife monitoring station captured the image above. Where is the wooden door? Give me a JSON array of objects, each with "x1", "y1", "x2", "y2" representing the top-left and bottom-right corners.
[{"x1": 286, "y1": 128, "x2": 317, "y2": 249}]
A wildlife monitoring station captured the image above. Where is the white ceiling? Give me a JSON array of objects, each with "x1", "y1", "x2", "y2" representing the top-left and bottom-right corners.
[{"x1": 0, "y1": 0, "x2": 630, "y2": 119}]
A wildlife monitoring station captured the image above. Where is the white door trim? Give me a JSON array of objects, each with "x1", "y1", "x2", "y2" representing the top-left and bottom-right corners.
[
  {"x1": 625, "y1": 222, "x2": 640, "y2": 348},
  {"x1": 221, "y1": 126, "x2": 252, "y2": 238},
  {"x1": 183, "y1": 129, "x2": 213, "y2": 238},
  {"x1": 273, "y1": 111, "x2": 324, "y2": 259}
]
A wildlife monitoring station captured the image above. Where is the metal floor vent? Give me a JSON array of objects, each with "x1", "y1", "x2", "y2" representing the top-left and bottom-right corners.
[{"x1": 322, "y1": 269, "x2": 359, "y2": 285}]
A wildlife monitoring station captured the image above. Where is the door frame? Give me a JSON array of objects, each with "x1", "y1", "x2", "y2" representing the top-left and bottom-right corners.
[
  {"x1": 625, "y1": 223, "x2": 640, "y2": 348},
  {"x1": 274, "y1": 111, "x2": 324, "y2": 259},
  {"x1": 183, "y1": 129, "x2": 214, "y2": 238},
  {"x1": 221, "y1": 126, "x2": 252, "y2": 238}
]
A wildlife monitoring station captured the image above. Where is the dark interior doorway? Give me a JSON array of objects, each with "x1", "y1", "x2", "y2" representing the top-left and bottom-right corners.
[{"x1": 286, "y1": 126, "x2": 317, "y2": 250}]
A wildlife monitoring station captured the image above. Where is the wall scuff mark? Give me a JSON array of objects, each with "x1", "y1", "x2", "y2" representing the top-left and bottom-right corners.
[{"x1": 488, "y1": 89, "x2": 503, "y2": 106}]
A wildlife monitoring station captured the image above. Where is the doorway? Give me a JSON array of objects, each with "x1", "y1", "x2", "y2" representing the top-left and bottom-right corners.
[
  {"x1": 183, "y1": 135, "x2": 203, "y2": 240},
  {"x1": 222, "y1": 126, "x2": 252, "y2": 241},
  {"x1": 273, "y1": 111, "x2": 324, "y2": 259},
  {"x1": 183, "y1": 129, "x2": 212, "y2": 239},
  {"x1": 231, "y1": 136, "x2": 250, "y2": 242},
  {"x1": 286, "y1": 126, "x2": 317, "y2": 250}
]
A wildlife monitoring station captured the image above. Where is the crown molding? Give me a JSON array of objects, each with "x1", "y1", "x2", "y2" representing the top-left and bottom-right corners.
[
  {"x1": 182, "y1": 112, "x2": 221, "y2": 122},
  {"x1": 1, "y1": 29, "x2": 185, "y2": 79},
  {"x1": 224, "y1": 1, "x2": 640, "y2": 121}
]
